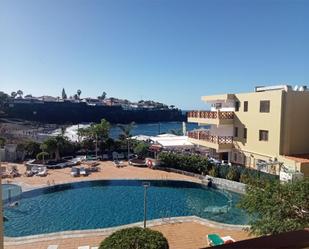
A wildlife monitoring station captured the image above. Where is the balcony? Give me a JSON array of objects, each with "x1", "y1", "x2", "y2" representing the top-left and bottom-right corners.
[
  {"x1": 188, "y1": 130, "x2": 233, "y2": 152},
  {"x1": 187, "y1": 110, "x2": 234, "y2": 125}
]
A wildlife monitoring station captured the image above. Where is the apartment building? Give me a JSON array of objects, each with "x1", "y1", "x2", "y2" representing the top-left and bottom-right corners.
[{"x1": 188, "y1": 85, "x2": 309, "y2": 178}]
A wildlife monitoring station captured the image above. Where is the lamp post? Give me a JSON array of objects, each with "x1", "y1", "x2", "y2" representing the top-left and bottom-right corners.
[{"x1": 142, "y1": 182, "x2": 150, "y2": 228}]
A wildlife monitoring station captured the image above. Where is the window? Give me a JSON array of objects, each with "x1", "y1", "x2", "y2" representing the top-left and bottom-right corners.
[
  {"x1": 259, "y1": 130, "x2": 269, "y2": 141},
  {"x1": 244, "y1": 101, "x2": 248, "y2": 112},
  {"x1": 234, "y1": 127, "x2": 238, "y2": 137},
  {"x1": 244, "y1": 128, "x2": 247, "y2": 139},
  {"x1": 235, "y1": 101, "x2": 240, "y2": 112},
  {"x1": 260, "y1": 100, "x2": 270, "y2": 113}
]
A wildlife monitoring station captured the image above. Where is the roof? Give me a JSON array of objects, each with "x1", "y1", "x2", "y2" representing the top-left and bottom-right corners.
[
  {"x1": 131, "y1": 135, "x2": 151, "y2": 141},
  {"x1": 284, "y1": 154, "x2": 309, "y2": 163},
  {"x1": 150, "y1": 134, "x2": 193, "y2": 147},
  {"x1": 201, "y1": 94, "x2": 235, "y2": 102}
]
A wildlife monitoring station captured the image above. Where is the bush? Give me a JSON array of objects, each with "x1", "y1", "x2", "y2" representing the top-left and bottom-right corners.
[
  {"x1": 99, "y1": 227, "x2": 169, "y2": 249},
  {"x1": 208, "y1": 166, "x2": 219, "y2": 177},
  {"x1": 226, "y1": 166, "x2": 240, "y2": 182},
  {"x1": 158, "y1": 152, "x2": 211, "y2": 175},
  {"x1": 240, "y1": 169, "x2": 253, "y2": 184}
]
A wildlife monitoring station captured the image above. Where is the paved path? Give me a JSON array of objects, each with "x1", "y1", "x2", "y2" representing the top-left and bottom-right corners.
[{"x1": 4, "y1": 221, "x2": 252, "y2": 249}]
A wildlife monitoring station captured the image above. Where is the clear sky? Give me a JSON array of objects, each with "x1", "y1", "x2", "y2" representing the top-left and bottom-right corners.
[{"x1": 0, "y1": 0, "x2": 308, "y2": 109}]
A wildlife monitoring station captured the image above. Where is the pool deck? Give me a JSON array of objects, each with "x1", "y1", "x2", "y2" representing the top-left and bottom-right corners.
[{"x1": 3, "y1": 161, "x2": 253, "y2": 249}]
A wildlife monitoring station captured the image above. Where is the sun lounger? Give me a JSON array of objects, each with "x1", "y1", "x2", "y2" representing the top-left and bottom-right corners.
[
  {"x1": 80, "y1": 167, "x2": 88, "y2": 176},
  {"x1": 71, "y1": 167, "x2": 80, "y2": 177},
  {"x1": 47, "y1": 245, "x2": 58, "y2": 249},
  {"x1": 91, "y1": 247, "x2": 98, "y2": 249},
  {"x1": 37, "y1": 167, "x2": 47, "y2": 177},
  {"x1": 207, "y1": 234, "x2": 224, "y2": 246},
  {"x1": 78, "y1": 246, "x2": 90, "y2": 249},
  {"x1": 221, "y1": 236, "x2": 235, "y2": 244}
]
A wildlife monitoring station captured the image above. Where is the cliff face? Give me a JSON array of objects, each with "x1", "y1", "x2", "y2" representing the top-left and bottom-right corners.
[{"x1": 3, "y1": 101, "x2": 185, "y2": 124}]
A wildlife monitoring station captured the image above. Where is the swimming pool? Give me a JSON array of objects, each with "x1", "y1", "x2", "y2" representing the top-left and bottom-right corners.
[{"x1": 3, "y1": 180, "x2": 249, "y2": 237}]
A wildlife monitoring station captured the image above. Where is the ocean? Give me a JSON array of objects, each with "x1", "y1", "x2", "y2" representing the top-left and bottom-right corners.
[{"x1": 52, "y1": 122, "x2": 205, "y2": 142}]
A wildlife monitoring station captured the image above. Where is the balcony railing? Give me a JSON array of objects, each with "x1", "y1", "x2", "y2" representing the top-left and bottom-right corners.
[
  {"x1": 187, "y1": 111, "x2": 234, "y2": 120},
  {"x1": 188, "y1": 130, "x2": 233, "y2": 144}
]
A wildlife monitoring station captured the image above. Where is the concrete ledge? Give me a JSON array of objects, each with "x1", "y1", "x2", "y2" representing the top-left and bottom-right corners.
[
  {"x1": 4, "y1": 216, "x2": 249, "y2": 245},
  {"x1": 155, "y1": 167, "x2": 246, "y2": 194}
]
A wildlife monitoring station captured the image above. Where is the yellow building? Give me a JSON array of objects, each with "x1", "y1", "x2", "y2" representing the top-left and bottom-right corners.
[{"x1": 188, "y1": 85, "x2": 309, "y2": 178}]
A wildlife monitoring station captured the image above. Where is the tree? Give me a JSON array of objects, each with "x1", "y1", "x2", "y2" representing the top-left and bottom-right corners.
[
  {"x1": 24, "y1": 140, "x2": 41, "y2": 158},
  {"x1": 98, "y1": 91, "x2": 107, "y2": 100},
  {"x1": 133, "y1": 141, "x2": 149, "y2": 159},
  {"x1": 238, "y1": 179, "x2": 309, "y2": 236},
  {"x1": 41, "y1": 135, "x2": 68, "y2": 161},
  {"x1": 62, "y1": 88, "x2": 67, "y2": 100},
  {"x1": 0, "y1": 92, "x2": 9, "y2": 110},
  {"x1": 118, "y1": 122, "x2": 135, "y2": 159},
  {"x1": 16, "y1": 90, "x2": 23, "y2": 98},
  {"x1": 99, "y1": 227, "x2": 169, "y2": 249},
  {"x1": 11, "y1": 91, "x2": 17, "y2": 99},
  {"x1": 77, "y1": 89, "x2": 82, "y2": 99},
  {"x1": 78, "y1": 119, "x2": 111, "y2": 156}
]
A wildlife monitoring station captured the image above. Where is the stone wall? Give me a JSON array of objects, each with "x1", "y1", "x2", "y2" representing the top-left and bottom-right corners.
[{"x1": 155, "y1": 166, "x2": 246, "y2": 194}]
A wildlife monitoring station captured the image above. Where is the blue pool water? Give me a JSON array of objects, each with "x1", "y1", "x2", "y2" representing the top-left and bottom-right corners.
[{"x1": 3, "y1": 180, "x2": 249, "y2": 237}]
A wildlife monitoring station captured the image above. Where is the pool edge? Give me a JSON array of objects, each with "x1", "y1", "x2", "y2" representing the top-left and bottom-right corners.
[{"x1": 4, "y1": 216, "x2": 249, "y2": 245}]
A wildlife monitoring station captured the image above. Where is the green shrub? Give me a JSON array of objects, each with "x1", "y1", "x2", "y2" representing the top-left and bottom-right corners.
[
  {"x1": 158, "y1": 152, "x2": 211, "y2": 175},
  {"x1": 208, "y1": 166, "x2": 219, "y2": 177},
  {"x1": 99, "y1": 227, "x2": 169, "y2": 249},
  {"x1": 240, "y1": 170, "x2": 253, "y2": 184},
  {"x1": 226, "y1": 167, "x2": 240, "y2": 182}
]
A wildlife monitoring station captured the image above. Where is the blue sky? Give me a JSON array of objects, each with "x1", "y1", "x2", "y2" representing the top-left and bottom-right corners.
[{"x1": 0, "y1": 0, "x2": 308, "y2": 109}]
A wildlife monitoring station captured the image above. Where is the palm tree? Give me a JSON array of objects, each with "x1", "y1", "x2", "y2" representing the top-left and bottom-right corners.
[
  {"x1": 36, "y1": 151, "x2": 49, "y2": 165},
  {"x1": 77, "y1": 89, "x2": 82, "y2": 99},
  {"x1": 16, "y1": 90, "x2": 23, "y2": 98},
  {"x1": 41, "y1": 135, "x2": 67, "y2": 161},
  {"x1": 118, "y1": 122, "x2": 135, "y2": 159},
  {"x1": 78, "y1": 119, "x2": 111, "y2": 157}
]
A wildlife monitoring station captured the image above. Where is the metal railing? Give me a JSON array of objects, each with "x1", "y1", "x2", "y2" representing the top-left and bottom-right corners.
[
  {"x1": 188, "y1": 131, "x2": 233, "y2": 144},
  {"x1": 187, "y1": 111, "x2": 234, "y2": 120}
]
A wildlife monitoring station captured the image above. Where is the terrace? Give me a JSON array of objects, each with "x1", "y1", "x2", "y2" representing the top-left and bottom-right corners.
[
  {"x1": 188, "y1": 130, "x2": 233, "y2": 151},
  {"x1": 187, "y1": 111, "x2": 234, "y2": 125}
]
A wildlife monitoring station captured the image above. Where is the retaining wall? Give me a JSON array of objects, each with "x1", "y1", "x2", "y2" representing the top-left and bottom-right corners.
[{"x1": 155, "y1": 166, "x2": 246, "y2": 194}]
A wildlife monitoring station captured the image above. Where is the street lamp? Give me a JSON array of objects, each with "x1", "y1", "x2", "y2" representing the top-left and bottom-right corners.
[{"x1": 142, "y1": 182, "x2": 150, "y2": 228}]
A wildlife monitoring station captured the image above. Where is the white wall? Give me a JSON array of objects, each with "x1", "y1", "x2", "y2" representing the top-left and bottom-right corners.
[
  {"x1": 209, "y1": 100, "x2": 235, "y2": 112},
  {"x1": 209, "y1": 125, "x2": 233, "y2": 136}
]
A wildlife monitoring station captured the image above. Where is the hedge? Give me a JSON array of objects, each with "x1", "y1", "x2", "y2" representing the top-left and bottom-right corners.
[
  {"x1": 158, "y1": 152, "x2": 279, "y2": 183},
  {"x1": 99, "y1": 227, "x2": 169, "y2": 249},
  {"x1": 158, "y1": 152, "x2": 212, "y2": 175}
]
